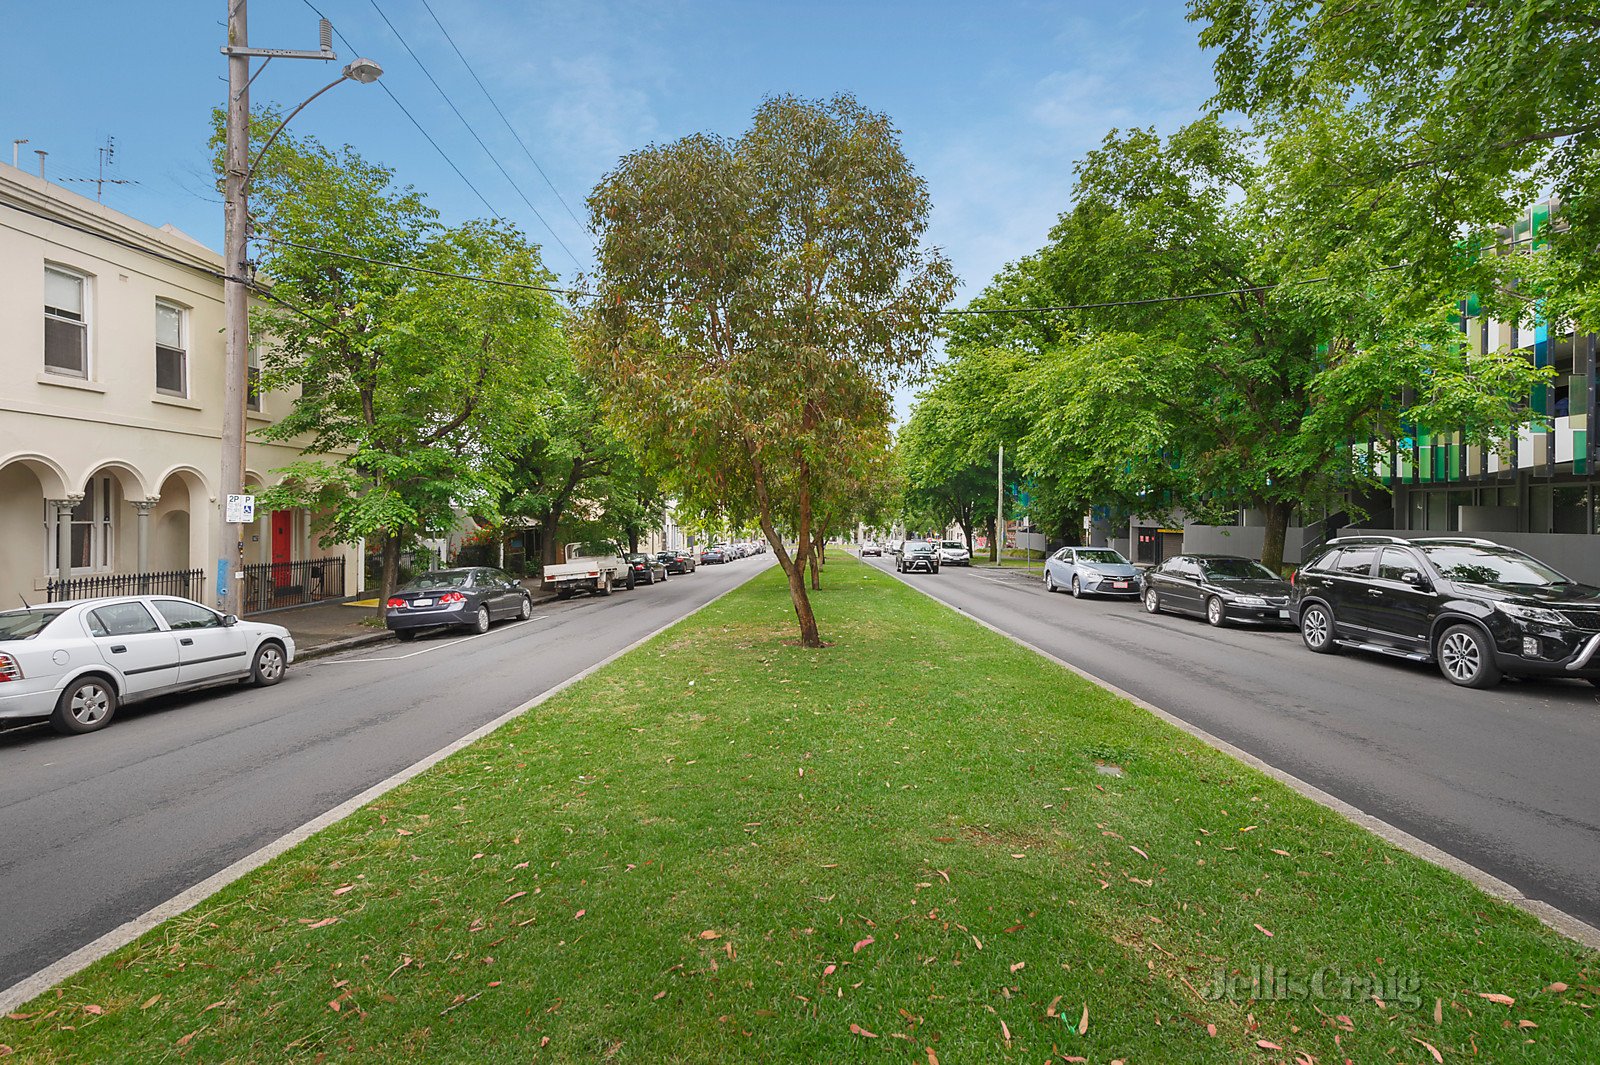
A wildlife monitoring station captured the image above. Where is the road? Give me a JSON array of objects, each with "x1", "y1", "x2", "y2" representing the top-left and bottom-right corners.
[
  {"x1": 866, "y1": 556, "x2": 1600, "y2": 930},
  {"x1": 0, "y1": 556, "x2": 771, "y2": 993}
]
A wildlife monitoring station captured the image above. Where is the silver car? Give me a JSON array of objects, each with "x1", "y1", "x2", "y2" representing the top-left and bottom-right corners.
[
  {"x1": 0, "y1": 596, "x2": 295, "y2": 736},
  {"x1": 1043, "y1": 547, "x2": 1141, "y2": 598}
]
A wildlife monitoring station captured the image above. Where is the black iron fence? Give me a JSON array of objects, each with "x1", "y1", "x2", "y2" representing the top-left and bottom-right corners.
[
  {"x1": 46, "y1": 568, "x2": 206, "y2": 603},
  {"x1": 240, "y1": 556, "x2": 346, "y2": 615}
]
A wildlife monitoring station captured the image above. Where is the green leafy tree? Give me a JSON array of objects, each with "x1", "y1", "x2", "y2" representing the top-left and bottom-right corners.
[
  {"x1": 582, "y1": 94, "x2": 954, "y2": 646},
  {"x1": 237, "y1": 118, "x2": 566, "y2": 606}
]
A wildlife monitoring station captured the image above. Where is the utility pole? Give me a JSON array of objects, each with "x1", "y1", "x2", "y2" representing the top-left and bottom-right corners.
[{"x1": 215, "y1": 3, "x2": 377, "y2": 615}]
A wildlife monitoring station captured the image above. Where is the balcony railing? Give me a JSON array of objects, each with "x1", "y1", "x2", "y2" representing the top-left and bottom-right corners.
[
  {"x1": 239, "y1": 556, "x2": 346, "y2": 615},
  {"x1": 46, "y1": 568, "x2": 207, "y2": 603}
]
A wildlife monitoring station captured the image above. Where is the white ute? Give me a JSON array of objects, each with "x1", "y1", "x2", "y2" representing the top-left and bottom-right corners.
[{"x1": 543, "y1": 543, "x2": 632, "y2": 599}]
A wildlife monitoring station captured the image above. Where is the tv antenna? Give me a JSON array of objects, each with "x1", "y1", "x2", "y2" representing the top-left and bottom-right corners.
[{"x1": 61, "y1": 136, "x2": 138, "y2": 203}]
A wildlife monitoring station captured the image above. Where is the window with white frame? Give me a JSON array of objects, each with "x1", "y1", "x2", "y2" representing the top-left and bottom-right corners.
[
  {"x1": 155, "y1": 300, "x2": 187, "y2": 397},
  {"x1": 44, "y1": 266, "x2": 89, "y2": 376},
  {"x1": 43, "y1": 475, "x2": 115, "y2": 574},
  {"x1": 247, "y1": 344, "x2": 263, "y2": 411}
]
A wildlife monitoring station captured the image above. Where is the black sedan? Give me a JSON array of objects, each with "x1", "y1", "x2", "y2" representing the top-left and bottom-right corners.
[
  {"x1": 1141, "y1": 554, "x2": 1291, "y2": 627},
  {"x1": 658, "y1": 550, "x2": 697, "y2": 575},
  {"x1": 626, "y1": 553, "x2": 669, "y2": 585},
  {"x1": 700, "y1": 546, "x2": 729, "y2": 564},
  {"x1": 386, "y1": 567, "x2": 533, "y2": 640}
]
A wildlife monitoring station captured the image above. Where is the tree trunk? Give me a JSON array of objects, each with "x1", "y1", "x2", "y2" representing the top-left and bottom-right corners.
[
  {"x1": 1259, "y1": 500, "x2": 1294, "y2": 575},
  {"x1": 809, "y1": 542, "x2": 821, "y2": 590},
  {"x1": 379, "y1": 532, "x2": 402, "y2": 619},
  {"x1": 540, "y1": 510, "x2": 563, "y2": 568},
  {"x1": 628, "y1": 528, "x2": 639, "y2": 554},
  {"x1": 987, "y1": 515, "x2": 998, "y2": 562},
  {"x1": 748, "y1": 449, "x2": 821, "y2": 648}
]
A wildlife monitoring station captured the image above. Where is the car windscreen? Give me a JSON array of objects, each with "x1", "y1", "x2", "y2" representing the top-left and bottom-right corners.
[
  {"x1": 904, "y1": 542, "x2": 934, "y2": 553},
  {"x1": 0, "y1": 609, "x2": 65, "y2": 640},
  {"x1": 1201, "y1": 558, "x2": 1280, "y2": 581},
  {"x1": 399, "y1": 571, "x2": 472, "y2": 591},
  {"x1": 1419, "y1": 545, "x2": 1569, "y2": 587},
  {"x1": 1076, "y1": 549, "x2": 1126, "y2": 565},
  {"x1": 941, "y1": 542, "x2": 965, "y2": 550}
]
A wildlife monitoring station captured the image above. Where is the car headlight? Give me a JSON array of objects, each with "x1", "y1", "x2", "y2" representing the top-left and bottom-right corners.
[
  {"x1": 1494, "y1": 602, "x2": 1568, "y2": 626},
  {"x1": 1232, "y1": 595, "x2": 1267, "y2": 606}
]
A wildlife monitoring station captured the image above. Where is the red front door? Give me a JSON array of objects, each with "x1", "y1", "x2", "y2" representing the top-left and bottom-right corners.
[{"x1": 271, "y1": 510, "x2": 293, "y2": 587}]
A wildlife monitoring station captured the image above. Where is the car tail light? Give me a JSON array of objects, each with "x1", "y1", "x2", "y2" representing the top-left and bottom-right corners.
[
  {"x1": 0, "y1": 652, "x2": 22, "y2": 682},
  {"x1": 386, "y1": 597, "x2": 406, "y2": 609},
  {"x1": 1288, "y1": 571, "x2": 1296, "y2": 588},
  {"x1": 439, "y1": 591, "x2": 466, "y2": 604}
]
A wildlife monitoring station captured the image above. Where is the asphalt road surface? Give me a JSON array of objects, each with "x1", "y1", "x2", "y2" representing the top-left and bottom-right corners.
[
  {"x1": 0, "y1": 555, "x2": 771, "y2": 992},
  {"x1": 868, "y1": 556, "x2": 1600, "y2": 931}
]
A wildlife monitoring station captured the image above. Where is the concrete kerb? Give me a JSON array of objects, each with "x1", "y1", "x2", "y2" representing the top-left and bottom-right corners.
[
  {"x1": 878, "y1": 560, "x2": 1600, "y2": 953},
  {"x1": 0, "y1": 564, "x2": 773, "y2": 1015}
]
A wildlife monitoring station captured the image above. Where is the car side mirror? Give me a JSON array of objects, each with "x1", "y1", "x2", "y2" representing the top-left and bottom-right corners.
[
  {"x1": 1401, "y1": 572, "x2": 1428, "y2": 588},
  {"x1": 222, "y1": 613, "x2": 239, "y2": 627}
]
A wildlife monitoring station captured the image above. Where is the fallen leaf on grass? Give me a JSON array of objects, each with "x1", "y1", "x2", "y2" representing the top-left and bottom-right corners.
[
  {"x1": 926, "y1": 1048, "x2": 939, "y2": 1065},
  {"x1": 176, "y1": 1031, "x2": 199, "y2": 1047},
  {"x1": 328, "y1": 999, "x2": 342, "y2": 1012},
  {"x1": 332, "y1": 885, "x2": 354, "y2": 896},
  {"x1": 1271, "y1": 849, "x2": 1290, "y2": 857},
  {"x1": 1129, "y1": 845, "x2": 1150, "y2": 860},
  {"x1": 201, "y1": 1001, "x2": 225, "y2": 1013},
  {"x1": 854, "y1": 937, "x2": 874, "y2": 953},
  {"x1": 1207, "y1": 1023, "x2": 1217, "y2": 1037},
  {"x1": 823, "y1": 965, "x2": 837, "y2": 977},
  {"x1": 395, "y1": 829, "x2": 413, "y2": 836},
  {"x1": 1477, "y1": 993, "x2": 1515, "y2": 1006},
  {"x1": 502, "y1": 892, "x2": 527, "y2": 905},
  {"x1": 1412, "y1": 1036, "x2": 1444, "y2": 1063},
  {"x1": 699, "y1": 930, "x2": 721, "y2": 940},
  {"x1": 1000, "y1": 1019, "x2": 1012, "y2": 1046},
  {"x1": 573, "y1": 910, "x2": 585, "y2": 920},
  {"x1": 1518, "y1": 1019, "x2": 1538, "y2": 1029},
  {"x1": 82, "y1": 1005, "x2": 103, "y2": 1016},
  {"x1": 849, "y1": 1023, "x2": 877, "y2": 1038},
  {"x1": 141, "y1": 996, "x2": 161, "y2": 1010},
  {"x1": 1256, "y1": 1039, "x2": 1282, "y2": 1050},
  {"x1": 653, "y1": 991, "x2": 666, "y2": 1001},
  {"x1": 514, "y1": 861, "x2": 529, "y2": 870},
  {"x1": 1546, "y1": 982, "x2": 1568, "y2": 993},
  {"x1": 1078, "y1": 1002, "x2": 1089, "y2": 1035},
  {"x1": 1253, "y1": 923, "x2": 1274, "y2": 938},
  {"x1": 302, "y1": 917, "x2": 338, "y2": 930},
  {"x1": 472, "y1": 853, "x2": 485, "y2": 860},
  {"x1": 1240, "y1": 825, "x2": 1257, "y2": 833},
  {"x1": 1010, "y1": 962, "x2": 1025, "y2": 973},
  {"x1": 1046, "y1": 995, "x2": 1062, "y2": 1017},
  {"x1": 0, "y1": 1045, "x2": 12, "y2": 1057}
]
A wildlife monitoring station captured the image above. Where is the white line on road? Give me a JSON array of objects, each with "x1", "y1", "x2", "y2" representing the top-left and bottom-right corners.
[{"x1": 0, "y1": 573, "x2": 766, "y2": 1015}]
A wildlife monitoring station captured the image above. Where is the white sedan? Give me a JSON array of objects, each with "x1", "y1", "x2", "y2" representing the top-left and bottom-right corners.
[{"x1": 0, "y1": 596, "x2": 294, "y2": 736}]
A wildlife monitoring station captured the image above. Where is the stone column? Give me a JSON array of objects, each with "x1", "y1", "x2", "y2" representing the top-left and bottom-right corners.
[
  {"x1": 131, "y1": 499, "x2": 158, "y2": 585},
  {"x1": 49, "y1": 496, "x2": 84, "y2": 585}
]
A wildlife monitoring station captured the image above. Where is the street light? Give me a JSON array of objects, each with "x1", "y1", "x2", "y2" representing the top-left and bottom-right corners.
[{"x1": 215, "y1": 5, "x2": 380, "y2": 616}]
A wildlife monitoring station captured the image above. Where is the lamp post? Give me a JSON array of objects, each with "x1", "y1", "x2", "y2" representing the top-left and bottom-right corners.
[{"x1": 216, "y1": 1, "x2": 380, "y2": 614}]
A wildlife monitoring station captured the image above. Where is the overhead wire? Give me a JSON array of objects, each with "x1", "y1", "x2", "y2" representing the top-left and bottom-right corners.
[
  {"x1": 360, "y1": 0, "x2": 583, "y2": 271},
  {"x1": 414, "y1": 0, "x2": 588, "y2": 232}
]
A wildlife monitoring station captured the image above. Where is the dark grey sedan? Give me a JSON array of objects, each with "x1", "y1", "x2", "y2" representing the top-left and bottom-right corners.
[
  {"x1": 1141, "y1": 554, "x2": 1292, "y2": 627},
  {"x1": 385, "y1": 568, "x2": 533, "y2": 640},
  {"x1": 626, "y1": 553, "x2": 669, "y2": 585}
]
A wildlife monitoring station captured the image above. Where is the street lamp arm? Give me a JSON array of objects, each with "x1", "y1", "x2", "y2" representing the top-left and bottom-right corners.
[{"x1": 246, "y1": 74, "x2": 347, "y2": 185}]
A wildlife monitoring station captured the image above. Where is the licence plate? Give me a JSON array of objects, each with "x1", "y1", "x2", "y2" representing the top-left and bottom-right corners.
[
  {"x1": 1278, "y1": 609, "x2": 1290, "y2": 619},
  {"x1": 1113, "y1": 581, "x2": 1129, "y2": 589},
  {"x1": 413, "y1": 598, "x2": 432, "y2": 607}
]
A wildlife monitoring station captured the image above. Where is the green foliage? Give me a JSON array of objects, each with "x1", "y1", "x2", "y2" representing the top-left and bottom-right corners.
[
  {"x1": 228, "y1": 111, "x2": 567, "y2": 595},
  {"x1": 582, "y1": 93, "x2": 955, "y2": 642}
]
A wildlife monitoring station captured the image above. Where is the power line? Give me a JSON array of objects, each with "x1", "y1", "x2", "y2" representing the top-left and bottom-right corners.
[
  {"x1": 362, "y1": 0, "x2": 583, "y2": 271},
  {"x1": 415, "y1": 0, "x2": 587, "y2": 231},
  {"x1": 256, "y1": 233, "x2": 584, "y2": 298},
  {"x1": 295, "y1": 0, "x2": 506, "y2": 225}
]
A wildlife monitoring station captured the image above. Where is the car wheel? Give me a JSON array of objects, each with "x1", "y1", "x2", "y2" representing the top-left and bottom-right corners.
[
  {"x1": 1144, "y1": 588, "x2": 1161, "y2": 614},
  {"x1": 1045, "y1": 571, "x2": 1056, "y2": 593},
  {"x1": 518, "y1": 594, "x2": 533, "y2": 620},
  {"x1": 1070, "y1": 575, "x2": 1083, "y2": 598},
  {"x1": 470, "y1": 605, "x2": 491, "y2": 634},
  {"x1": 251, "y1": 640, "x2": 288, "y2": 686},
  {"x1": 1437, "y1": 624, "x2": 1502, "y2": 688},
  {"x1": 50, "y1": 675, "x2": 118, "y2": 735},
  {"x1": 597, "y1": 574, "x2": 613, "y2": 597},
  {"x1": 1299, "y1": 602, "x2": 1339, "y2": 654},
  {"x1": 1206, "y1": 596, "x2": 1228, "y2": 627},
  {"x1": 395, "y1": 628, "x2": 418, "y2": 641}
]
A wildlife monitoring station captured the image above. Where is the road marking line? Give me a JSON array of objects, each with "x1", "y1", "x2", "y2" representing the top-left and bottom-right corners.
[
  {"x1": 880, "y1": 564, "x2": 1600, "y2": 951},
  {"x1": 0, "y1": 567, "x2": 770, "y2": 1015}
]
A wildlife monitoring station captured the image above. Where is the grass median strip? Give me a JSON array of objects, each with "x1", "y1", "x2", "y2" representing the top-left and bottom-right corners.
[{"x1": 3, "y1": 555, "x2": 1595, "y2": 1062}]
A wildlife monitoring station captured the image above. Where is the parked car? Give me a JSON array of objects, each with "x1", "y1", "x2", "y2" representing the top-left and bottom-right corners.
[
  {"x1": 0, "y1": 596, "x2": 294, "y2": 736},
  {"x1": 700, "y1": 546, "x2": 729, "y2": 565},
  {"x1": 659, "y1": 550, "x2": 697, "y2": 575},
  {"x1": 1289, "y1": 535, "x2": 1600, "y2": 689},
  {"x1": 1142, "y1": 554, "x2": 1292, "y2": 626},
  {"x1": 887, "y1": 538, "x2": 905, "y2": 556},
  {"x1": 937, "y1": 540, "x2": 972, "y2": 566},
  {"x1": 1043, "y1": 547, "x2": 1140, "y2": 598},
  {"x1": 387, "y1": 567, "x2": 534, "y2": 639},
  {"x1": 897, "y1": 540, "x2": 941, "y2": 574},
  {"x1": 860, "y1": 540, "x2": 882, "y2": 557},
  {"x1": 626, "y1": 553, "x2": 669, "y2": 585}
]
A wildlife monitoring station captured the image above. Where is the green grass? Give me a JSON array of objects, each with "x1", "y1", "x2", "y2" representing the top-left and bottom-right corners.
[{"x1": 3, "y1": 557, "x2": 1594, "y2": 1063}]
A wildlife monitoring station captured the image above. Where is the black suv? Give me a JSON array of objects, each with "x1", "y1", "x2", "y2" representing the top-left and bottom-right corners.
[{"x1": 1289, "y1": 536, "x2": 1600, "y2": 689}]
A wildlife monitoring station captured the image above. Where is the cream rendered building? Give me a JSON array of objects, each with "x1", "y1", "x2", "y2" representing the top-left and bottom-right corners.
[{"x1": 0, "y1": 161, "x2": 362, "y2": 611}]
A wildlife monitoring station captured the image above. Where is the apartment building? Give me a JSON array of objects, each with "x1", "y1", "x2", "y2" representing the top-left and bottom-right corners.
[{"x1": 0, "y1": 161, "x2": 362, "y2": 612}]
